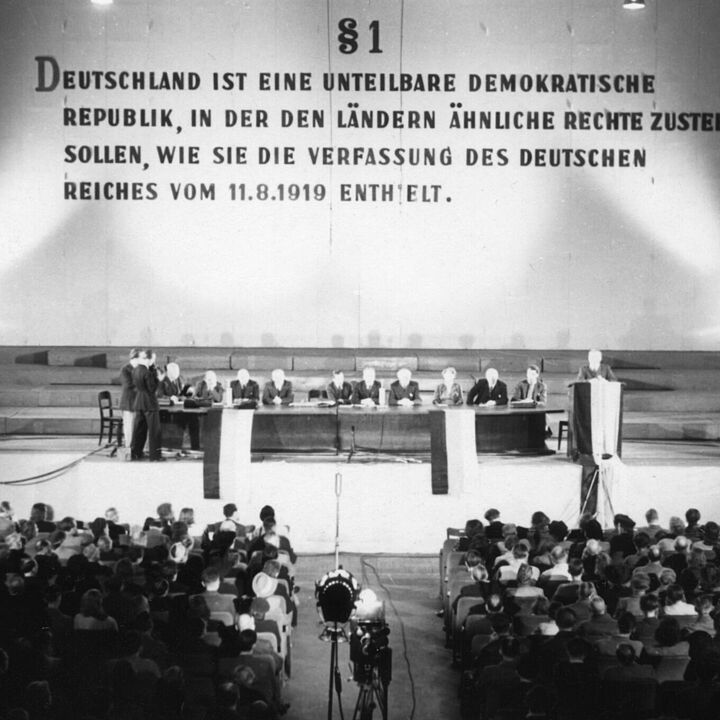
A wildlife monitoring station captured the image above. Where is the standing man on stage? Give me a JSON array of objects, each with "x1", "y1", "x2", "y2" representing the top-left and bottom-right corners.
[
  {"x1": 132, "y1": 349, "x2": 164, "y2": 461},
  {"x1": 576, "y1": 349, "x2": 618, "y2": 382},
  {"x1": 467, "y1": 368, "x2": 508, "y2": 406},
  {"x1": 119, "y1": 348, "x2": 143, "y2": 459}
]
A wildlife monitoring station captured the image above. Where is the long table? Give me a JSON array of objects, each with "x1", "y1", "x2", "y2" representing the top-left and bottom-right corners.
[{"x1": 161, "y1": 403, "x2": 561, "y2": 454}]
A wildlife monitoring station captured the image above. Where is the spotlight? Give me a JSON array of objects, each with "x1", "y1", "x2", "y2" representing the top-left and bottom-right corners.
[
  {"x1": 316, "y1": 568, "x2": 359, "y2": 625},
  {"x1": 623, "y1": 0, "x2": 645, "y2": 9}
]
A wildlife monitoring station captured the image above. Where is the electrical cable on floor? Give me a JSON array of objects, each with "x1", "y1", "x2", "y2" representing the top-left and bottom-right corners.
[
  {"x1": 0, "y1": 444, "x2": 110, "y2": 486},
  {"x1": 361, "y1": 557, "x2": 417, "y2": 720}
]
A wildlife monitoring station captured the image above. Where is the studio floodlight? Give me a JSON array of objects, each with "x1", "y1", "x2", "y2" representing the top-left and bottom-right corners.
[{"x1": 316, "y1": 568, "x2": 359, "y2": 625}]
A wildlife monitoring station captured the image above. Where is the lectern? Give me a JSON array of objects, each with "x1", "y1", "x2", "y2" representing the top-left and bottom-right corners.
[
  {"x1": 567, "y1": 380, "x2": 624, "y2": 462},
  {"x1": 568, "y1": 380, "x2": 624, "y2": 519}
]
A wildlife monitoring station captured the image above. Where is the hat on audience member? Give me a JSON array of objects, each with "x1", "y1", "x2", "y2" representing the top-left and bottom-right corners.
[{"x1": 252, "y1": 572, "x2": 278, "y2": 598}]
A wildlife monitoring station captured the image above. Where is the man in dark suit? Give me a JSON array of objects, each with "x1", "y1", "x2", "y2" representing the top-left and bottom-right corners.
[
  {"x1": 576, "y1": 349, "x2": 618, "y2": 381},
  {"x1": 230, "y1": 368, "x2": 260, "y2": 405},
  {"x1": 158, "y1": 362, "x2": 199, "y2": 450},
  {"x1": 467, "y1": 368, "x2": 508, "y2": 406},
  {"x1": 388, "y1": 367, "x2": 422, "y2": 406},
  {"x1": 511, "y1": 364, "x2": 547, "y2": 404},
  {"x1": 132, "y1": 349, "x2": 163, "y2": 461},
  {"x1": 119, "y1": 348, "x2": 143, "y2": 457},
  {"x1": 326, "y1": 370, "x2": 353, "y2": 404},
  {"x1": 261, "y1": 369, "x2": 294, "y2": 405},
  {"x1": 352, "y1": 366, "x2": 381, "y2": 406}
]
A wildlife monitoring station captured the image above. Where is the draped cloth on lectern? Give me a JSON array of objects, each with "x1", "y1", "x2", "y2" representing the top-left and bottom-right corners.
[
  {"x1": 588, "y1": 380, "x2": 625, "y2": 528},
  {"x1": 203, "y1": 409, "x2": 254, "y2": 499}
]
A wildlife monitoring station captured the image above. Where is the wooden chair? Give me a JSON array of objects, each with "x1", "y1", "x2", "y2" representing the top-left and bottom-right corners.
[{"x1": 97, "y1": 390, "x2": 123, "y2": 446}]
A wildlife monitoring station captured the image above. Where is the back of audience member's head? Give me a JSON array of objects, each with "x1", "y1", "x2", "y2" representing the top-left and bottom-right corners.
[
  {"x1": 669, "y1": 516, "x2": 686, "y2": 536},
  {"x1": 655, "y1": 617, "x2": 682, "y2": 647},
  {"x1": 685, "y1": 508, "x2": 701, "y2": 526},
  {"x1": 659, "y1": 567, "x2": 677, "y2": 586},
  {"x1": 617, "y1": 612, "x2": 637, "y2": 635},
  {"x1": 549, "y1": 545, "x2": 567, "y2": 565},
  {"x1": 634, "y1": 532, "x2": 651, "y2": 551},
  {"x1": 239, "y1": 628, "x2": 257, "y2": 652},
  {"x1": 223, "y1": 503, "x2": 238, "y2": 519},
  {"x1": 614, "y1": 514, "x2": 635, "y2": 533},
  {"x1": 577, "y1": 581, "x2": 595, "y2": 601},
  {"x1": 516, "y1": 563, "x2": 534, "y2": 586},
  {"x1": 499, "y1": 636, "x2": 520, "y2": 660},
  {"x1": 470, "y1": 564, "x2": 488, "y2": 583},
  {"x1": 640, "y1": 593, "x2": 660, "y2": 616},
  {"x1": 548, "y1": 520, "x2": 568, "y2": 542},
  {"x1": 567, "y1": 637, "x2": 587, "y2": 661},
  {"x1": 79, "y1": 588, "x2": 106, "y2": 619},
  {"x1": 485, "y1": 508, "x2": 501, "y2": 523},
  {"x1": 647, "y1": 545, "x2": 662, "y2": 562},
  {"x1": 696, "y1": 594, "x2": 714, "y2": 615},
  {"x1": 665, "y1": 584, "x2": 686, "y2": 606},
  {"x1": 645, "y1": 508, "x2": 659, "y2": 524},
  {"x1": 630, "y1": 573, "x2": 650, "y2": 594},
  {"x1": 590, "y1": 597, "x2": 607, "y2": 617},
  {"x1": 556, "y1": 607, "x2": 577, "y2": 631},
  {"x1": 464, "y1": 549, "x2": 483, "y2": 568},
  {"x1": 486, "y1": 594, "x2": 504, "y2": 614},
  {"x1": 464, "y1": 518, "x2": 483, "y2": 537},
  {"x1": 616, "y1": 643, "x2": 637, "y2": 666},
  {"x1": 568, "y1": 558, "x2": 584, "y2": 579}
]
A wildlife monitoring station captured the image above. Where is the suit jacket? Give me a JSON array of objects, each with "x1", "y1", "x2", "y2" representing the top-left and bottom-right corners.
[
  {"x1": 326, "y1": 381, "x2": 353, "y2": 404},
  {"x1": 352, "y1": 380, "x2": 381, "y2": 404},
  {"x1": 132, "y1": 364, "x2": 159, "y2": 412},
  {"x1": 195, "y1": 380, "x2": 224, "y2": 404},
  {"x1": 262, "y1": 380, "x2": 294, "y2": 405},
  {"x1": 467, "y1": 379, "x2": 508, "y2": 406},
  {"x1": 576, "y1": 363, "x2": 617, "y2": 382},
  {"x1": 511, "y1": 379, "x2": 547, "y2": 404},
  {"x1": 158, "y1": 376, "x2": 189, "y2": 399},
  {"x1": 119, "y1": 363, "x2": 136, "y2": 411},
  {"x1": 388, "y1": 380, "x2": 421, "y2": 405},
  {"x1": 433, "y1": 382, "x2": 464, "y2": 406},
  {"x1": 230, "y1": 379, "x2": 259, "y2": 402}
]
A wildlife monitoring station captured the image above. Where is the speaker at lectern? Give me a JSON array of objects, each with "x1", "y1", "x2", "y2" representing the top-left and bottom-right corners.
[{"x1": 567, "y1": 380, "x2": 624, "y2": 463}]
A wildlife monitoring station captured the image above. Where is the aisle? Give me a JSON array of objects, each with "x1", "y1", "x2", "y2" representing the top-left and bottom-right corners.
[{"x1": 284, "y1": 555, "x2": 462, "y2": 720}]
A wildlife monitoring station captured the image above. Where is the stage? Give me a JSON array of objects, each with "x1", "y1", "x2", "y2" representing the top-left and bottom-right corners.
[{"x1": 1, "y1": 436, "x2": 718, "y2": 553}]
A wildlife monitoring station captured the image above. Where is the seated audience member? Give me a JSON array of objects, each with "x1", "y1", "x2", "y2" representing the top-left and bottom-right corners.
[
  {"x1": 496, "y1": 540, "x2": 539, "y2": 585},
  {"x1": 662, "y1": 583, "x2": 697, "y2": 617},
  {"x1": 452, "y1": 563, "x2": 490, "y2": 614},
  {"x1": 539, "y1": 545, "x2": 573, "y2": 586},
  {"x1": 326, "y1": 370, "x2": 353, "y2": 404},
  {"x1": 578, "y1": 597, "x2": 619, "y2": 639},
  {"x1": 158, "y1": 362, "x2": 192, "y2": 401},
  {"x1": 352, "y1": 366, "x2": 381, "y2": 406},
  {"x1": 594, "y1": 612, "x2": 644, "y2": 660},
  {"x1": 694, "y1": 521, "x2": 720, "y2": 560},
  {"x1": 636, "y1": 508, "x2": 668, "y2": 540},
  {"x1": 195, "y1": 370, "x2": 224, "y2": 404},
  {"x1": 552, "y1": 559, "x2": 587, "y2": 605},
  {"x1": 614, "y1": 573, "x2": 651, "y2": 619},
  {"x1": 511, "y1": 364, "x2": 547, "y2": 404},
  {"x1": 432, "y1": 366, "x2": 464, "y2": 406},
  {"x1": 644, "y1": 617, "x2": 690, "y2": 680},
  {"x1": 576, "y1": 348, "x2": 618, "y2": 381},
  {"x1": 29, "y1": 503, "x2": 56, "y2": 533},
  {"x1": 533, "y1": 607, "x2": 579, "y2": 684},
  {"x1": 104, "y1": 507, "x2": 128, "y2": 543},
  {"x1": 513, "y1": 594, "x2": 551, "y2": 637},
  {"x1": 466, "y1": 368, "x2": 508, "y2": 407},
  {"x1": 483, "y1": 509, "x2": 504, "y2": 541},
  {"x1": 552, "y1": 636, "x2": 601, "y2": 720},
  {"x1": 230, "y1": 368, "x2": 260, "y2": 405},
  {"x1": 191, "y1": 568, "x2": 236, "y2": 616},
  {"x1": 388, "y1": 367, "x2": 422, "y2": 406},
  {"x1": 74, "y1": 588, "x2": 119, "y2": 632},
  {"x1": 602, "y1": 642, "x2": 656, "y2": 682},
  {"x1": 473, "y1": 636, "x2": 524, "y2": 719},
  {"x1": 686, "y1": 594, "x2": 716, "y2": 637},
  {"x1": 639, "y1": 545, "x2": 665, "y2": 580},
  {"x1": 504, "y1": 563, "x2": 545, "y2": 614},
  {"x1": 685, "y1": 507, "x2": 703, "y2": 541},
  {"x1": 0, "y1": 501, "x2": 17, "y2": 539},
  {"x1": 609, "y1": 514, "x2": 637, "y2": 557},
  {"x1": 262, "y1": 369, "x2": 294, "y2": 406},
  {"x1": 567, "y1": 582, "x2": 598, "y2": 625}
]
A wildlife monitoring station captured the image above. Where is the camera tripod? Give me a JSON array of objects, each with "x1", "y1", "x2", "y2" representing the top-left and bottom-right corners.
[{"x1": 352, "y1": 656, "x2": 389, "y2": 720}]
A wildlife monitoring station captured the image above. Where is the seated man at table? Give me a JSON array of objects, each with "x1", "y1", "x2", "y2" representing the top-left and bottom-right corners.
[
  {"x1": 352, "y1": 366, "x2": 381, "y2": 406},
  {"x1": 159, "y1": 362, "x2": 200, "y2": 450},
  {"x1": 231, "y1": 368, "x2": 260, "y2": 405},
  {"x1": 262, "y1": 368, "x2": 294, "y2": 405},
  {"x1": 576, "y1": 349, "x2": 617, "y2": 382},
  {"x1": 195, "y1": 370, "x2": 224, "y2": 404},
  {"x1": 467, "y1": 368, "x2": 508, "y2": 406},
  {"x1": 511, "y1": 364, "x2": 547, "y2": 404},
  {"x1": 388, "y1": 367, "x2": 422, "y2": 406},
  {"x1": 158, "y1": 362, "x2": 193, "y2": 402},
  {"x1": 326, "y1": 370, "x2": 353, "y2": 405}
]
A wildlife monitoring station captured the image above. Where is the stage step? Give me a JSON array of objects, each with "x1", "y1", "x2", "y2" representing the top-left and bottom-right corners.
[{"x1": 622, "y1": 412, "x2": 720, "y2": 441}]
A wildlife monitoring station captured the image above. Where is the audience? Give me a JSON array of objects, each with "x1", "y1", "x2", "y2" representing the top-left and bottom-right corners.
[
  {"x1": 444, "y1": 504, "x2": 720, "y2": 718},
  {"x1": 0, "y1": 499, "x2": 295, "y2": 719}
]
